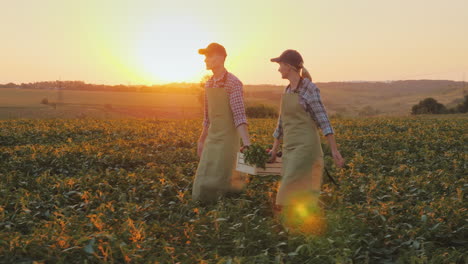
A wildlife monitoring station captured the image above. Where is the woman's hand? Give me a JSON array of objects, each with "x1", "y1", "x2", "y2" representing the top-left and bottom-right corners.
[
  {"x1": 331, "y1": 149, "x2": 345, "y2": 168},
  {"x1": 325, "y1": 134, "x2": 345, "y2": 168},
  {"x1": 267, "y1": 150, "x2": 277, "y2": 163}
]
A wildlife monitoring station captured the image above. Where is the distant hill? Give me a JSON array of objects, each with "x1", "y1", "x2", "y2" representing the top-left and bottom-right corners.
[
  {"x1": 244, "y1": 80, "x2": 467, "y2": 116},
  {"x1": 0, "y1": 81, "x2": 202, "y2": 94},
  {"x1": 1, "y1": 80, "x2": 466, "y2": 118}
]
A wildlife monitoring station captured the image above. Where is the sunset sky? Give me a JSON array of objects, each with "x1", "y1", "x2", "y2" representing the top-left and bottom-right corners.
[{"x1": 1, "y1": 0, "x2": 467, "y2": 85}]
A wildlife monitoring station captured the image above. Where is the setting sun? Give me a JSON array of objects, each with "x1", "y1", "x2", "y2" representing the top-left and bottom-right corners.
[{"x1": 131, "y1": 15, "x2": 214, "y2": 84}]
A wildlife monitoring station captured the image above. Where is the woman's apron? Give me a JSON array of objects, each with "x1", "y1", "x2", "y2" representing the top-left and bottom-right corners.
[
  {"x1": 276, "y1": 93, "x2": 326, "y2": 234},
  {"x1": 276, "y1": 92, "x2": 324, "y2": 206},
  {"x1": 192, "y1": 87, "x2": 243, "y2": 202}
]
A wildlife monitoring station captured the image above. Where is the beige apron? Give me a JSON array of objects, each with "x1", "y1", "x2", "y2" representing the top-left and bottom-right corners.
[
  {"x1": 276, "y1": 92, "x2": 324, "y2": 205},
  {"x1": 276, "y1": 92, "x2": 326, "y2": 234},
  {"x1": 192, "y1": 88, "x2": 243, "y2": 202}
]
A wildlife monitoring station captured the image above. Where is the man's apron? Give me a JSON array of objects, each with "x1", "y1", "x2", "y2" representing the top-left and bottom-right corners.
[{"x1": 192, "y1": 88, "x2": 243, "y2": 202}]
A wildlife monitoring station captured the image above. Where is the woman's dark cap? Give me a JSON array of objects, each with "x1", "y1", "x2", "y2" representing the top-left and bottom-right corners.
[{"x1": 270, "y1": 49, "x2": 303, "y2": 68}]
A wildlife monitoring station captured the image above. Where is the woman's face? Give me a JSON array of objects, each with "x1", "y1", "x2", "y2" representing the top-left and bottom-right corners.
[
  {"x1": 278, "y1": 62, "x2": 292, "y2": 79},
  {"x1": 204, "y1": 54, "x2": 225, "y2": 70}
]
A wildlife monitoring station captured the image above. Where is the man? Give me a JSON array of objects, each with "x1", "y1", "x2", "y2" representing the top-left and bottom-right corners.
[{"x1": 192, "y1": 43, "x2": 251, "y2": 202}]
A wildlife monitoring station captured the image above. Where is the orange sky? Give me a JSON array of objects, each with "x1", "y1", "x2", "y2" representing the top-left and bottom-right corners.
[{"x1": 1, "y1": 0, "x2": 467, "y2": 85}]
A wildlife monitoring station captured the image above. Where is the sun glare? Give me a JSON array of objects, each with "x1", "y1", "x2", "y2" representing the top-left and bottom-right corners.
[{"x1": 132, "y1": 15, "x2": 214, "y2": 84}]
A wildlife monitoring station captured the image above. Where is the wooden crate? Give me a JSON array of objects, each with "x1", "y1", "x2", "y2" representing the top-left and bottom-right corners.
[{"x1": 236, "y1": 152, "x2": 282, "y2": 176}]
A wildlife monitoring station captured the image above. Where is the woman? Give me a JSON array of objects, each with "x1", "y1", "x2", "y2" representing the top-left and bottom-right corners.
[
  {"x1": 192, "y1": 43, "x2": 251, "y2": 202},
  {"x1": 269, "y1": 49, "x2": 344, "y2": 233}
]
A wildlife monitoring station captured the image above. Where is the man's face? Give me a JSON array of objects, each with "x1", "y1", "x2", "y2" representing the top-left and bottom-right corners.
[{"x1": 204, "y1": 53, "x2": 225, "y2": 70}]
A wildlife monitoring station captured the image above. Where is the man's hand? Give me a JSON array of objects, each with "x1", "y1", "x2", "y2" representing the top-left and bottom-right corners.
[{"x1": 240, "y1": 144, "x2": 250, "y2": 153}]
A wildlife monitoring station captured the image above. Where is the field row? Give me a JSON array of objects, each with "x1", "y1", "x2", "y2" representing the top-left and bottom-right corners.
[{"x1": 0, "y1": 116, "x2": 466, "y2": 263}]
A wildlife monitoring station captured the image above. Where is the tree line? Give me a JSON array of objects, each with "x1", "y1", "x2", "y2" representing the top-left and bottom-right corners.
[
  {"x1": 0, "y1": 81, "x2": 202, "y2": 94},
  {"x1": 412, "y1": 96, "x2": 468, "y2": 115}
]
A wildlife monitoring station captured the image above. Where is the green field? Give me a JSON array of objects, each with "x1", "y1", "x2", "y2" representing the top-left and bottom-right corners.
[{"x1": 0, "y1": 116, "x2": 466, "y2": 263}]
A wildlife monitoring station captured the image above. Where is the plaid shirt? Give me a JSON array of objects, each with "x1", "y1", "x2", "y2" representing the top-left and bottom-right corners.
[
  {"x1": 273, "y1": 78, "x2": 334, "y2": 138},
  {"x1": 203, "y1": 71, "x2": 248, "y2": 128}
]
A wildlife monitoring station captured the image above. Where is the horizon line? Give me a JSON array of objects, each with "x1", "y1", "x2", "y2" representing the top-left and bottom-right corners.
[{"x1": 1, "y1": 78, "x2": 466, "y2": 87}]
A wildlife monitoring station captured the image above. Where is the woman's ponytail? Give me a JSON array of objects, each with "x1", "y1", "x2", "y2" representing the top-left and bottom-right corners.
[
  {"x1": 300, "y1": 66, "x2": 312, "y2": 81},
  {"x1": 289, "y1": 60, "x2": 312, "y2": 81}
]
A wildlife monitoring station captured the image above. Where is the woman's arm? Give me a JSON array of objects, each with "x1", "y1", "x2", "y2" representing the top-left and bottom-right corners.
[
  {"x1": 325, "y1": 133, "x2": 344, "y2": 168},
  {"x1": 303, "y1": 81, "x2": 344, "y2": 167},
  {"x1": 268, "y1": 137, "x2": 281, "y2": 162},
  {"x1": 268, "y1": 117, "x2": 283, "y2": 162}
]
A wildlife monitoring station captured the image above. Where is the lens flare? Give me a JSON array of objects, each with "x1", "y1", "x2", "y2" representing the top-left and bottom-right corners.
[{"x1": 280, "y1": 192, "x2": 327, "y2": 235}]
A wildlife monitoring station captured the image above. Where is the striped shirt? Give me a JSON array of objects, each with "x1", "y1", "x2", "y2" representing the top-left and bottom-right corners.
[
  {"x1": 203, "y1": 71, "x2": 248, "y2": 128},
  {"x1": 273, "y1": 78, "x2": 334, "y2": 138}
]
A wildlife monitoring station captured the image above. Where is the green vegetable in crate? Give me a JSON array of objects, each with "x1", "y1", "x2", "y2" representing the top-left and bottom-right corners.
[{"x1": 242, "y1": 143, "x2": 271, "y2": 169}]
